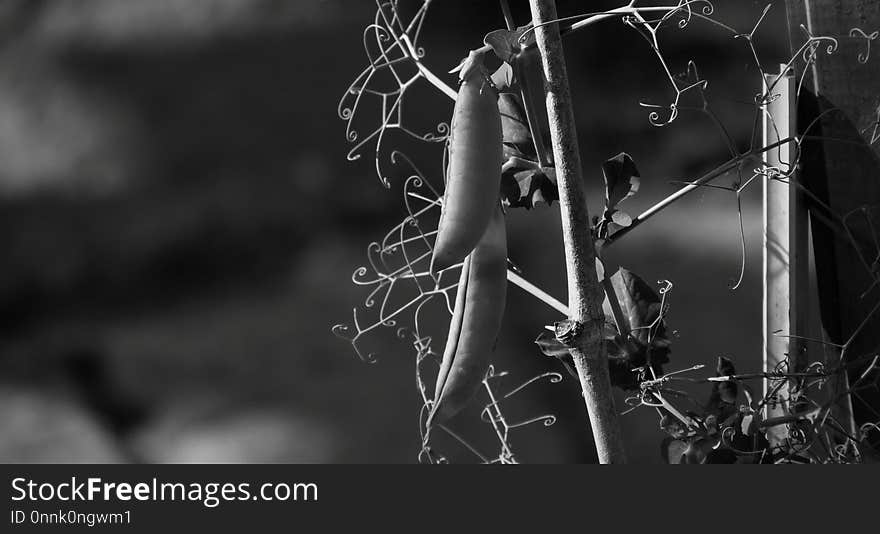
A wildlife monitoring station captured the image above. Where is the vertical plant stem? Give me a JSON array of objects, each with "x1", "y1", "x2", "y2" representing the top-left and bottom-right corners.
[
  {"x1": 499, "y1": 0, "x2": 552, "y2": 168},
  {"x1": 517, "y1": 54, "x2": 553, "y2": 168},
  {"x1": 528, "y1": 0, "x2": 626, "y2": 463}
]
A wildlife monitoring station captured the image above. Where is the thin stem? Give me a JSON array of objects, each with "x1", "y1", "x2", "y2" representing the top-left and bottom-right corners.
[
  {"x1": 507, "y1": 270, "x2": 569, "y2": 315},
  {"x1": 517, "y1": 53, "x2": 553, "y2": 167},
  {"x1": 603, "y1": 137, "x2": 796, "y2": 248},
  {"x1": 529, "y1": 0, "x2": 627, "y2": 464},
  {"x1": 499, "y1": 0, "x2": 515, "y2": 30},
  {"x1": 498, "y1": 0, "x2": 552, "y2": 167}
]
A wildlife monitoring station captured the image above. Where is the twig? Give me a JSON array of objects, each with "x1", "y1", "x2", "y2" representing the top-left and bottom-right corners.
[{"x1": 602, "y1": 137, "x2": 795, "y2": 248}]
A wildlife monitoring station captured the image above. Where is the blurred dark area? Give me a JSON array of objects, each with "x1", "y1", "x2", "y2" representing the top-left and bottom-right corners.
[{"x1": 0, "y1": 0, "x2": 791, "y2": 463}]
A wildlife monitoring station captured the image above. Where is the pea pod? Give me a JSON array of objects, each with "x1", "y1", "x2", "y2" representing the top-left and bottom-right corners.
[
  {"x1": 429, "y1": 205, "x2": 507, "y2": 427},
  {"x1": 431, "y1": 51, "x2": 503, "y2": 273}
]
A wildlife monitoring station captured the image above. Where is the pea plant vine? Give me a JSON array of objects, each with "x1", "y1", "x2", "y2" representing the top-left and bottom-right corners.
[{"x1": 333, "y1": 0, "x2": 880, "y2": 464}]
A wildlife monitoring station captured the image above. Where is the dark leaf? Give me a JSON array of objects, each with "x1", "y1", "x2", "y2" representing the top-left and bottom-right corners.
[
  {"x1": 499, "y1": 93, "x2": 535, "y2": 159},
  {"x1": 729, "y1": 426, "x2": 752, "y2": 451},
  {"x1": 705, "y1": 414, "x2": 719, "y2": 436},
  {"x1": 682, "y1": 439, "x2": 710, "y2": 464},
  {"x1": 716, "y1": 355, "x2": 736, "y2": 376},
  {"x1": 500, "y1": 156, "x2": 558, "y2": 210},
  {"x1": 498, "y1": 92, "x2": 554, "y2": 166},
  {"x1": 535, "y1": 320, "x2": 623, "y2": 380},
  {"x1": 603, "y1": 268, "x2": 665, "y2": 335},
  {"x1": 603, "y1": 152, "x2": 640, "y2": 210},
  {"x1": 534, "y1": 331, "x2": 577, "y2": 378},
  {"x1": 716, "y1": 356, "x2": 738, "y2": 404},
  {"x1": 659, "y1": 411, "x2": 689, "y2": 440},
  {"x1": 602, "y1": 268, "x2": 671, "y2": 390},
  {"x1": 608, "y1": 353, "x2": 643, "y2": 391},
  {"x1": 705, "y1": 447, "x2": 738, "y2": 464},
  {"x1": 534, "y1": 268, "x2": 672, "y2": 389},
  {"x1": 706, "y1": 356, "x2": 739, "y2": 418},
  {"x1": 596, "y1": 154, "x2": 640, "y2": 239}
]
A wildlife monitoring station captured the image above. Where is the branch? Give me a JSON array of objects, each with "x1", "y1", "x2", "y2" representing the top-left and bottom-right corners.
[{"x1": 529, "y1": 0, "x2": 627, "y2": 464}]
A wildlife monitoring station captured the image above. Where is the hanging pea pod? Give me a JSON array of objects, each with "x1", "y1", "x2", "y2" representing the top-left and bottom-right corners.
[
  {"x1": 429, "y1": 205, "x2": 507, "y2": 427},
  {"x1": 431, "y1": 51, "x2": 503, "y2": 273}
]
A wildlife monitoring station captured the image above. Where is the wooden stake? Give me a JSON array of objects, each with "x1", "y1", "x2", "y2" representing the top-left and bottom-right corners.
[{"x1": 762, "y1": 65, "x2": 808, "y2": 449}]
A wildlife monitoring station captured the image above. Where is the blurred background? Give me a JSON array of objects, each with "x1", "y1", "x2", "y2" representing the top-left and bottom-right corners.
[{"x1": 0, "y1": 0, "x2": 793, "y2": 463}]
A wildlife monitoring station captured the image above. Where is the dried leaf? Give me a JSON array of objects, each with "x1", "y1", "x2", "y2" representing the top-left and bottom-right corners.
[
  {"x1": 449, "y1": 50, "x2": 488, "y2": 82},
  {"x1": 610, "y1": 209, "x2": 633, "y2": 228},
  {"x1": 595, "y1": 257, "x2": 606, "y2": 281},
  {"x1": 483, "y1": 25, "x2": 533, "y2": 64},
  {"x1": 740, "y1": 413, "x2": 754, "y2": 436},
  {"x1": 490, "y1": 63, "x2": 515, "y2": 92}
]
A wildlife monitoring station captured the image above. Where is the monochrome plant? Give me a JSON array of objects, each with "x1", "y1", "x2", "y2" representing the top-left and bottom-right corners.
[{"x1": 334, "y1": 0, "x2": 880, "y2": 464}]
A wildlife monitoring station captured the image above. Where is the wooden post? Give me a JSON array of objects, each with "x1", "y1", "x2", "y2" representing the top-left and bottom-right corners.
[
  {"x1": 762, "y1": 66, "x2": 809, "y2": 448},
  {"x1": 784, "y1": 0, "x2": 879, "y2": 445}
]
